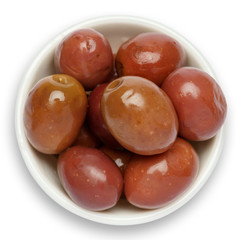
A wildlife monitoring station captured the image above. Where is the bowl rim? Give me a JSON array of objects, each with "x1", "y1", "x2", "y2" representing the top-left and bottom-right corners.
[{"x1": 15, "y1": 15, "x2": 225, "y2": 225}]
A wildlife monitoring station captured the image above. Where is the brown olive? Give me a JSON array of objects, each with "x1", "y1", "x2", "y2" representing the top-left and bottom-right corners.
[
  {"x1": 24, "y1": 74, "x2": 87, "y2": 154},
  {"x1": 101, "y1": 76, "x2": 178, "y2": 155}
]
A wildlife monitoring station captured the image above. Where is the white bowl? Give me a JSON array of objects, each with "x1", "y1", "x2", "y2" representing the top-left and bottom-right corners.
[{"x1": 15, "y1": 16, "x2": 225, "y2": 225}]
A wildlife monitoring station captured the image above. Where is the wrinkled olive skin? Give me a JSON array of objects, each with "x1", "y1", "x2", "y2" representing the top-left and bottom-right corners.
[
  {"x1": 101, "y1": 76, "x2": 178, "y2": 155},
  {"x1": 24, "y1": 74, "x2": 87, "y2": 154},
  {"x1": 55, "y1": 29, "x2": 113, "y2": 90},
  {"x1": 115, "y1": 32, "x2": 186, "y2": 86},
  {"x1": 124, "y1": 137, "x2": 199, "y2": 209},
  {"x1": 161, "y1": 67, "x2": 227, "y2": 141},
  {"x1": 57, "y1": 146, "x2": 123, "y2": 211}
]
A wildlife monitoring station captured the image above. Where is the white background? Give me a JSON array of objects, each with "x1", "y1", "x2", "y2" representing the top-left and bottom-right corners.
[{"x1": 1, "y1": 0, "x2": 241, "y2": 239}]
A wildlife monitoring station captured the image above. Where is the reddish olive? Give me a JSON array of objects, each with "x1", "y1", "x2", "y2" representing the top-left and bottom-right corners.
[
  {"x1": 115, "y1": 32, "x2": 186, "y2": 86},
  {"x1": 87, "y1": 83, "x2": 122, "y2": 149},
  {"x1": 57, "y1": 146, "x2": 123, "y2": 211},
  {"x1": 124, "y1": 137, "x2": 199, "y2": 209},
  {"x1": 72, "y1": 122, "x2": 101, "y2": 148},
  {"x1": 161, "y1": 67, "x2": 227, "y2": 141},
  {"x1": 55, "y1": 29, "x2": 113, "y2": 90}
]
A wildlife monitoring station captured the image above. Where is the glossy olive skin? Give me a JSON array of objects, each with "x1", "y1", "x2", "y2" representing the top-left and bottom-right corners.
[
  {"x1": 72, "y1": 122, "x2": 100, "y2": 148},
  {"x1": 100, "y1": 146, "x2": 132, "y2": 175},
  {"x1": 101, "y1": 76, "x2": 178, "y2": 155},
  {"x1": 115, "y1": 32, "x2": 186, "y2": 86},
  {"x1": 87, "y1": 83, "x2": 122, "y2": 149},
  {"x1": 55, "y1": 29, "x2": 113, "y2": 90},
  {"x1": 161, "y1": 67, "x2": 227, "y2": 141},
  {"x1": 24, "y1": 74, "x2": 87, "y2": 154},
  {"x1": 57, "y1": 146, "x2": 123, "y2": 211},
  {"x1": 124, "y1": 137, "x2": 199, "y2": 209}
]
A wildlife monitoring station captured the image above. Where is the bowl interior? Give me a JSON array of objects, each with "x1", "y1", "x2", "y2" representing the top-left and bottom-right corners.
[{"x1": 15, "y1": 16, "x2": 224, "y2": 225}]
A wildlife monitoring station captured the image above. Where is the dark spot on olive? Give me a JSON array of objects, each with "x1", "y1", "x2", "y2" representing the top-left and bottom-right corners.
[{"x1": 115, "y1": 60, "x2": 124, "y2": 76}]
